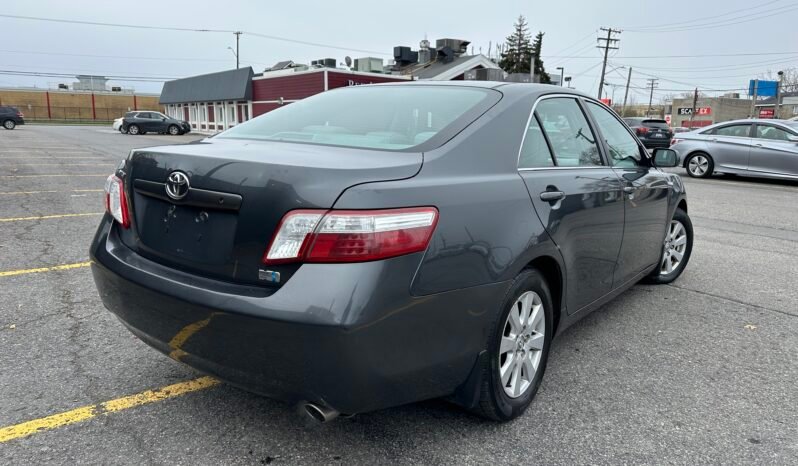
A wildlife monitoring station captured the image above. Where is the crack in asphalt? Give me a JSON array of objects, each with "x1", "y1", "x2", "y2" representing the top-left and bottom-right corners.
[{"x1": 666, "y1": 283, "x2": 798, "y2": 319}]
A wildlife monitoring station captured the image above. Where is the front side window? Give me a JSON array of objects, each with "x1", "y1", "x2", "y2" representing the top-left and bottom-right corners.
[
  {"x1": 218, "y1": 86, "x2": 498, "y2": 151},
  {"x1": 713, "y1": 124, "x2": 751, "y2": 137},
  {"x1": 756, "y1": 125, "x2": 793, "y2": 141},
  {"x1": 586, "y1": 101, "x2": 642, "y2": 168},
  {"x1": 535, "y1": 98, "x2": 603, "y2": 167}
]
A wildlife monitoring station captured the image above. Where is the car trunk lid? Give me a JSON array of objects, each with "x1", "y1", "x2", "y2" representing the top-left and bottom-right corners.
[{"x1": 119, "y1": 138, "x2": 422, "y2": 287}]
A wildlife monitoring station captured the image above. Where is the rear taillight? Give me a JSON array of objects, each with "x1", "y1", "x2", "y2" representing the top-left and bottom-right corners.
[
  {"x1": 635, "y1": 127, "x2": 649, "y2": 136},
  {"x1": 263, "y1": 207, "x2": 438, "y2": 264},
  {"x1": 16, "y1": 112, "x2": 24, "y2": 118},
  {"x1": 104, "y1": 174, "x2": 130, "y2": 228},
  {"x1": 670, "y1": 138, "x2": 683, "y2": 146}
]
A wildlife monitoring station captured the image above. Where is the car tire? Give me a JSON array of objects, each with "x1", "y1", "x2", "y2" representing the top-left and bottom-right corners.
[
  {"x1": 471, "y1": 268, "x2": 554, "y2": 422},
  {"x1": 685, "y1": 152, "x2": 713, "y2": 178},
  {"x1": 119, "y1": 127, "x2": 127, "y2": 134},
  {"x1": 643, "y1": 208, "x2": 693, "y2": 285},
  {"x1": 3, "y1": 119, "x2": 15, "y2": 130},
  {"x1": 128, "y1": 124, "x2": 140, "y2": 135},
  {"x1": 167, "y1": 125, "x2": 180, "y2": 135}
]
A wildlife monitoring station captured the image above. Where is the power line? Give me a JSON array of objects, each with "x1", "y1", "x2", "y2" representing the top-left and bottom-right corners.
[
  {"x1": 625, "y1": 4, "x2": 798, "y2": 33},
  {"x1": 0, "y1": 70, "x2": 177, "y2": 83},
  {"x1": 0, "y1": 13, "x2": 390, "y2": 56},
  {"x1": 622, "y1": 0, "x2": 784, "y2": 31},
  {"x1": 544, "y1": 51, "x2": 798, "y2": 59}
]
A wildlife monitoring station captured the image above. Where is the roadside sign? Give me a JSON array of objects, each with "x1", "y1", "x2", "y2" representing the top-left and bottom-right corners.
[
  {"x1": 600, "y1": 98, "x2": 612, "y2": 106},
  {"x1": 665, "y1": 114, "x2": 672, "y2": 125},
  {"x1": 749, "y1": 80, "x2": 778, "y2": 97},
  {"x1": 758, "y1": 108, "x2": 775, "y2": 119},
  {"x1": 677, "y1": 107, "x2": 711, "y2": 116}
]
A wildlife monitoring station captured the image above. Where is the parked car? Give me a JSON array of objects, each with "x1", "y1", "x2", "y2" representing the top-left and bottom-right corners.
[
  {"x1": 671, "y1": 118, "x2": 798, "y2": 179},
  {"x1": 113, "y1": 112, "x2": 137, "y2": 133},
  {"x1": 788, "y1": 115, "x2": 798, "y2": 121},
  {"x1": 623, "y1": 118, "x2": 673, "y2": 149},
  {"x1": 0, "y1": 106, "x2": 25, "y2": 130},
  {"x1": 121, "y1": 111, "x2": 190, "y2": 135},
  {"x1": 91, "y1": 83, "x2": 691, "y2": 422},
  {"x1": 672, "y1": 126, "x2": 691, "y2": 134}
]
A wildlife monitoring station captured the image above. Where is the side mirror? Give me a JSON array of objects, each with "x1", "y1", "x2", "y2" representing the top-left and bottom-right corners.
[
  {"x1": 162, "y1": 117, "x2": 167, "y2": 121},
  {"x1": 652, "y1": 148, "x2": 678, "y2": 167}
]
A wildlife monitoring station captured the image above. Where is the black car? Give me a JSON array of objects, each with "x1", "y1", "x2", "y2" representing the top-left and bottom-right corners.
[
  {"x1": 91, "y1": 83, "x2": 692, "y2": 422},
  {"x1": 0, "y1": 106, "x2": 25, "y2": 130},
  {"x1": 122, "y1": 111, "x2": 190, "y2": 135},
  {"x1": 623, "y1": 118, "x2": 673, "y2": 149}
]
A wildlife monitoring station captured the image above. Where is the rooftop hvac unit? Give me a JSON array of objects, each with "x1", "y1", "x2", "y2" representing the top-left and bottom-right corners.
[
  {"x1": 464, "y1": 68, "x2": 504, "y2": 81},
  {"x1": 353, "y1": 57, "x2": 384, "y2": 73},
  {"x1": 57, "y1": 83, "x2": 68, "y2": 89},
  {"x1": 393, "y1": 46, "x2": 418, "y2": 66},
  {"x1": 311, "y1": 58, "x2": 337, "y2": 68},
  {"x1": 435, "y1": 38, "x2": 470, "y2": 55},
  {"x1": 111, "y1": 86, "x2": 122, "y2": 92}
]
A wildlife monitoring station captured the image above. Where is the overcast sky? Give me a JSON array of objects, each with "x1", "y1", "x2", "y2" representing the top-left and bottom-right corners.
[{"x1": 2, "y1": 0, "x2": 797, "y2": 103}]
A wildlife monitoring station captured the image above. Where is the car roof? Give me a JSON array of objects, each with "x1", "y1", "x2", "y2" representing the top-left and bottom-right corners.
[{"x1": 365, "y1": 80, "x2": 592, "y2": 98}]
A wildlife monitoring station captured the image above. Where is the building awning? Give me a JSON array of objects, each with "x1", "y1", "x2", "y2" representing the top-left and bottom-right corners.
[{"x1": 160, "y1": 67, "x2": 254, "y2": 104}]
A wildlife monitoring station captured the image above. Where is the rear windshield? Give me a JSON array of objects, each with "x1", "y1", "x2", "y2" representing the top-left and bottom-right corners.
[
  {"x1": 217, "y1": 85, "x2": 498, "y2": 150},
  {"x1": 642, "y1": 119, "x2": 669, "y2": 128}
]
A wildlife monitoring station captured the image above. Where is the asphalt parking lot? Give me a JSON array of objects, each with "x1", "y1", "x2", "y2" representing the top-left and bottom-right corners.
[{"x1": 1, "y1": 125, "x2": 797, "y2": 465}]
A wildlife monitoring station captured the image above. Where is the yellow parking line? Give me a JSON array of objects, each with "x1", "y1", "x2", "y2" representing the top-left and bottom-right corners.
[
  {"x1": 0, "y1": 189, "x2": 103, "y2": 195},
  {"x1": 0, "y1": 163, "x2": 112, "y2": 167},
  {"x1": 0, "y1": 261, "x2": 92, "y2": 277},
  {"x1": 0, "y1": 376, "x2": 220, "y2": 443},
  {"x1": 0, "y1": 174, "x2": 108, "y2": 178},
  {"x1": 0, "y1": 212, "x2": 103, "y2": 222},
  {"x1": 0, "y1": 157, "x2": 106, "y2": 160}
]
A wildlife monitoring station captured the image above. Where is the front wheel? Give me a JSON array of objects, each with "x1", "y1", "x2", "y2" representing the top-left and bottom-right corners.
[
  {"x1": 3, "y1": 119, "x2": 16, "y2": 130},
  {"x1": 643, "y1": 208, "x2": 693, "y2": 284},
  {"x1": 472, "y1": 269, "x2": 553, "y2": 421},
  {"x1": 686, "y1": 153, "x2": 713, "y2": 178},
  {"x1": 167, "y1": 124, "x2": 180, "y2": 135}
]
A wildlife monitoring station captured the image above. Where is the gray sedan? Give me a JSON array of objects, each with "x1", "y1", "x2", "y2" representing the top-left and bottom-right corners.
[{"x1": 671, "y1": 119, "x2": 798, "y2": 179}]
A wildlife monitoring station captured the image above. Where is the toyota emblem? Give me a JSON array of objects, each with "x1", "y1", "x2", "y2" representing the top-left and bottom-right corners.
[{"x1": 165, "y1": 171, "x2": 190, "y2": 200}]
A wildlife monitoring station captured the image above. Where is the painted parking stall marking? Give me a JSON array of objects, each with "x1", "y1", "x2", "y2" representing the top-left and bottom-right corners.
[
  {"x1": 0, "y1": 261, "x2": 92, "y2": 278},
  {"x1": 0, "y1": 376, "x2": 220, "y2": 443},
  {"x1": 0, "y1": 212, "x2": 103, "y2": 222}
]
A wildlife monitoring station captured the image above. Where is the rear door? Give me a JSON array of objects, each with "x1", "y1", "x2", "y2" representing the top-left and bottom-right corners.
[
  {"x1": 518, "y1": 96, "x2": 624, "y2": 314},
  {"x1": 706, "y1": 123, "x2": 753, "y2": 171},
  {"x1": 584, "y1": 100, "x2": 671, "y2": 283},
  {"x1": 750, "y1": 124, "x2": 798, "y2": 176}
]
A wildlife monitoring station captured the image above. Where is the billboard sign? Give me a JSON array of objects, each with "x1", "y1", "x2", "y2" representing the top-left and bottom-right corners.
[
  {"x1": 758, "y1": 108, "x2": 775, "y2": 119},
  {"x1": 677, "y1": 107, "x2": 712, "y2": 116},
  {"x1": 600, "y1": 98, "x2": 612, "y2": 106},
  {"x1": 749, "y1": 80, "x2": 778, "y2": 97}
]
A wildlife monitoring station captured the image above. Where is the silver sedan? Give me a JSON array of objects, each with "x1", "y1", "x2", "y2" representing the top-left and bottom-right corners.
[{"x1": 671, "y1": 119, "x2": 798, "y2": 180}]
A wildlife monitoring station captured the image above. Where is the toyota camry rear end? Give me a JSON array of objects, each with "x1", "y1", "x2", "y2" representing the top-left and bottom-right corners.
[{"x1": 90, "y1": 83, "x2": 524, "y2": 418}]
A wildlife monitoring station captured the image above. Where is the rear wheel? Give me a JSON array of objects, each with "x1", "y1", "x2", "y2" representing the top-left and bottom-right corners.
[
  {"x1": 686, "y1": 153, "x2": 713, "y2": 178},
  {"x1": 472, "y1": 269, "x2": 553, "y2": 421},
  {"x1": 3, "y1": 119, "x2": 15, "y2": 130},
  {"x1": 168, "y1": 124, "x2": 180, "y2": 135},
  {"x1": 128, "y1": 124, "x2": 140, "y2": 135},
  {"x1": 643, "y1": 208, "x2": 693, "y2": 284}
]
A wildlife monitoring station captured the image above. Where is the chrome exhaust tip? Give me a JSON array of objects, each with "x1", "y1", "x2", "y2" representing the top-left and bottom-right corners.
[{"x1": 301, "y1": 402, "x2": 340, "y2": 423}]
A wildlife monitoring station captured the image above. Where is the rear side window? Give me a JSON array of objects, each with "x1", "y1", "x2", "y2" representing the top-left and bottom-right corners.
[
  {"x1": 535, "y1": 98, "x2": 603, "y2": 167},
  {"x1": 518, "y1": 115, "x2": 555, "y2": 168},
  {"x1": 756, "y1": 125, "x2": 793, "y2": 141},
  {"x1": 713, "y1": 124, "x2": 751, "y2": 137},
  {"x1": 218, "y1": 86, "x2": 498, "y2": 151}
]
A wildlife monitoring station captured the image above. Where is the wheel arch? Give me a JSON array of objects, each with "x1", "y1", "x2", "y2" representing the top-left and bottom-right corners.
[
  {"x1": 524, "y1": 255, "x2": 564, "y2": 335},
  {"x1": 677, "y1": 198, "x2": 688, "y2": 213}
]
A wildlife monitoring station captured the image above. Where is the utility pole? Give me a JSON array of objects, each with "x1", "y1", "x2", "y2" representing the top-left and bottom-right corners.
[
  {"x1": 750, "y1": 79, "x2": 759, "y2": 118},
  {"x1": 622, "y1": 67, "x2": 632, "y2": 116},
  {"x1": 775, "y1": 70, "x2": 784, "y2": 119},
  {"x1": 646, "y1": 78, "x2": 659, "y2": 117},
  {"x1": 556, "y1": 67, "x2": 565, "y2": 86},
  {"x1": 234, "y1": 31, "x2": 242, "y2": 69},
  {"x1": 597, "y1": 27, "x2": 621, "y2": 99}
]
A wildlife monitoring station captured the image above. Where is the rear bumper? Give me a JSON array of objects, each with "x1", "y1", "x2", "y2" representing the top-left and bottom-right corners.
[
  {"x1": 90, "y1": 217, "x2": 507, "y2": 413},
  {"x1": 641, "y1": 138, "x2": 670, "y2": 148}
]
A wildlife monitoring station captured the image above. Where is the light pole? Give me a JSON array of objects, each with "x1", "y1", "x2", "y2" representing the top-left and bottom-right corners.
[
  {"x1": 227, "y1": 47, "x2": 239, "y2": 69},
  {"x1": 556, "y1": 67, "x2": 565, "y2": 86},
  {"x1": 775, "y1": 70, "x2": 784, "y2": 119}
]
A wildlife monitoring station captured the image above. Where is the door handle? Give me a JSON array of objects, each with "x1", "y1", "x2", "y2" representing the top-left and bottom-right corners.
[{"x1": 539, "y1": 191, "x2": 565, "y2": 202}]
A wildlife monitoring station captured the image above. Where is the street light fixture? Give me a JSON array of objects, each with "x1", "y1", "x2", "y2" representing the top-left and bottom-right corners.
[
  {"x1": 556, "y1": 67, "x2": 565, "y2": 87},
  {"x1": 227, "y1": 47, "x2": 239, "y2": 69}
]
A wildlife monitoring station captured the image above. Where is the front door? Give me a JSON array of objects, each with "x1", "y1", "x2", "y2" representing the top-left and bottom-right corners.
[
  {"x1": 584, "y1": 100, "x2": 671, "y2": 284},
  {"x1": 750, "y1": 124, "x2": 798, "y2": 177},
  {"x1": 518, "y1": 96, "x2": 624, "y2": 314}
]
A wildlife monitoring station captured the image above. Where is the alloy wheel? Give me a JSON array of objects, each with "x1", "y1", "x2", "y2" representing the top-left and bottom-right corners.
[
  {"x1": 169, "y1": 125, "x2": 179, "y2": 135},
  {"x1": 129, "y1": 125, "x2": 139, "y2": 135},
  {"x1": 499, "y1": 291, "x2": 546, "y2": 398},
  {"x1": 661, "y1": 220, "x2": 688, "y2": 275},
  {"x1": 688, "y1": 155, "x2": 709, "y2": 176}
]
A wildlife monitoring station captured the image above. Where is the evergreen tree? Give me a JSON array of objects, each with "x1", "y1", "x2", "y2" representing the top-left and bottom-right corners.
[
  {"x1": 499, "y1": 15, "x2": 533, "y2": 74},
  {"x1": 532, "y1": 32, "x2": 551, "y2": 84}
]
